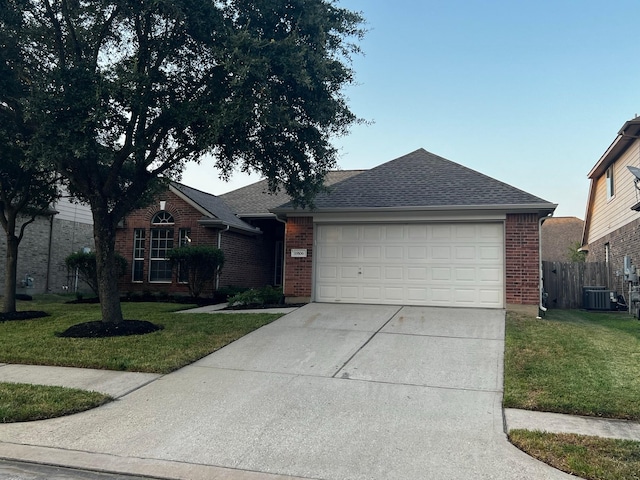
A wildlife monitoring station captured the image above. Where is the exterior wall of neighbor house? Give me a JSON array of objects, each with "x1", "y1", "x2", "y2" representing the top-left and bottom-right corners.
[
  {"x1": 540, "y1": 217, "x2": 584, "y2": 262},
  {"x1": 283, "y1": 214, "x2": 542, "y2": 306},
  {"x1": 585, "y1": 217, "x2": 640, "y2": 294},
  {"x1": 0, "y1": 196, "x2": 94, "y2": 296},
  {"x1": 587, "y1": 141, "x2": 640, "y2": 243},
  {"x1": 585, "y1": 138, "x2": 640, "y2": 294},
  {"x1": 505, "y1": 213, "x2": 540, "y2": 305}
]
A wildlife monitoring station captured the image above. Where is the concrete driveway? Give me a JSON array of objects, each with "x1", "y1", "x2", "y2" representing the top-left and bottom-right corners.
[{"x1": 0, "y1": 304, "x2": 574, "y2": 480}]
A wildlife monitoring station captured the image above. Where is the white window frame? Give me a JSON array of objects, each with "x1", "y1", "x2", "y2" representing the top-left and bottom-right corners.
[
  {"x1": 149, "y1": 228, "x2": 174, "y2": 283},
  {"x1": 606, "y1": 166, "x2": 615, "y2": 199},
  {"x1": 177, "y1": 228, "x2": 191, "y2": 283},
  {"x1": 132, "y1": 229, "x2": 145, "y2": 282}
]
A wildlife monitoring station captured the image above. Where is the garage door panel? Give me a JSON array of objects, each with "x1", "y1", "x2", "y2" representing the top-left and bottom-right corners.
[
  {"x1": 479, "y1": 267, "x2": 501, "y2": 282},
  {"x1": 455, "y1": 246, "x2": 476, "y2": 260},
  {"x1": 385, "y1": 246, "x2": 403, "y2": 259},
  {"x1": 315, "y1": 223, "x2": 504, "y2": 308},
  {"x1": 431, "y1": 267, "x2": 451, "y2": 281},
  {"x1": 431, "y1": 246, "x2": 451, "y2": 260},
  {"x1": 341, "y1": 266, "x2": 359, "y2": 279},
  {"x1": 454, "y1": 268, "x2": 476, "y2": 282},
  {"x1": 479, "y1": 246, "x2": 501, "y2": 260},
  {"x1": 408, "y1": 246, "x2": 427, "y2": 259},
  {"x1": 362, "y1": 266, "x2": 381, "y2": 280},
  {"x1": 385, "y1": 266, "x2": 404, "y2": 280},
  {"x1": 318, "y1": 265, "x2": 338, "y2": 280}
]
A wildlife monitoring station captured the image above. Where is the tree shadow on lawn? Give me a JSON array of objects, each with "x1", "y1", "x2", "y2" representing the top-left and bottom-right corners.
[{"x1": 0, "y1": 311, "x2": 49, "y2": 321}]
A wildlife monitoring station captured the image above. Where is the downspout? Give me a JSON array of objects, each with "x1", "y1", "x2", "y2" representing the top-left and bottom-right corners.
[
  {"x1": 45, "y1": 214, "x2": 54, "y2": 293},
  {"x1": 216, "y1": 225, "x2": 230, "y2": 290},
  {"x1": 275, "y1": 215, "x2": 287, "y2": 296},
  {"x1": 537, "y1": 213, "x2": 553, "y2": 319}
]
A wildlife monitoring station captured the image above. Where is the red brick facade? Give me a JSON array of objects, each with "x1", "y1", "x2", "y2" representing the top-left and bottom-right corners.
[
  {"x1": 505, "y1": 213, "x2": 541, "y2": 305},
  {"x1": 116, "y1": 190, "x2": 282, "y2": 295},
  {"x1": 284, "y1": 214, "x2": 542, "y2": 306},
  {"x1": 283, "y1": 216, "x2": 314, "y2": 299}
]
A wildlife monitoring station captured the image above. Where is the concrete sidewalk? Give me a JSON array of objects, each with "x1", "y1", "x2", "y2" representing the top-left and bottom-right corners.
[
  {"x1": 0, "y1": 364, "x2": 159, "y2": 398},
  {"x1": 0, "y1": 304, "x2": 633, "y2": 480},
  {"x1": 2, "y1": 362, "x2": 637, "y2": 443},
  {"x1": 504, "y1": 408, "x2": 640, "y2": 441}
]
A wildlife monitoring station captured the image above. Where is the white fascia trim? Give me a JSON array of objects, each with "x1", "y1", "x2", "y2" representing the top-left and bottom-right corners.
[
  {"x1": 311, "y1": 211, "x2": 508, "y2": 224},
  {"x1": 197, "y1": 218, "x2": 262, "y2": 235}
]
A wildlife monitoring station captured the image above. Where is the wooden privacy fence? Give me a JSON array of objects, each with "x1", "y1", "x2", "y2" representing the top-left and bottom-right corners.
[{"x1": 542, "y1": 261, "x2": 612, "y2": 309}]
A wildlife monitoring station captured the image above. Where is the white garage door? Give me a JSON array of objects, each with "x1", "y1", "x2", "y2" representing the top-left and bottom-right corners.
[{"x1": 315, "y1": 223, "x2": 504, "y2": 308}]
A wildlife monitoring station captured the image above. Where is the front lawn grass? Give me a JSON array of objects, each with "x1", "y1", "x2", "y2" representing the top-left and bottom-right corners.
[
  {"x1": 504, "y1": 309, "x2": 640, "y2": 420},
  {"x1": 509, "y1": 430, "x2": 640, "y2": 480},
  {"x1": 0, "y1": 382, "x2": 111, "y2": 423},
  {"x1": 0, "y1": 295, "x2": 281, "y2": 374}
]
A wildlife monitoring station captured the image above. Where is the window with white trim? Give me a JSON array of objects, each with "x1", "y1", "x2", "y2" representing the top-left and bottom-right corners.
[
  {"x1": 132, "y1": 229, "x2": 145, "y2": 282},
  {"x1": 150, "y1": 228, "x2": 174, "y2": 282},
  {"x1": 606, "y1": 166, "x2": 615, "y2": 199},
  {"x1": 177, "y1": 228, "x2": 191, "y2": 283}
]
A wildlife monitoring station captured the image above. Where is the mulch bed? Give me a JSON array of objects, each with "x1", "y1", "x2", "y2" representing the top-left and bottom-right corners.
[
  {"x1": 0, "y1": 311, "x2": 49, "y2": 322},
  {"x1": 57, "y1": 320, "x2": 163, "y2": 338}
]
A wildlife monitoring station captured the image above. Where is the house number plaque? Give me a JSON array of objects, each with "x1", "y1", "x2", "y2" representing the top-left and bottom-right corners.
[{"x1": 290, "y1": 249, "x2": 308, "y2": 258}]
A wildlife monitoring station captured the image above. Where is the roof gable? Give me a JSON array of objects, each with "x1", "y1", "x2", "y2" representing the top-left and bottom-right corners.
[
  {"x1": 170, "y1": 182, "x2": 259, "y2": 233},
  {"x1": 221, "y1": 170, "x2": 365, "y2": 215},
  {"x1": 274, "y1": 149, "x2": 555, "y2": 212}
]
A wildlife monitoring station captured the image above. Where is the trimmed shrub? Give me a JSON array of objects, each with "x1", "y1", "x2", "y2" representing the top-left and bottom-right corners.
[{"x1": 166, "y1": 246, "x2": 225, "y2": 298}]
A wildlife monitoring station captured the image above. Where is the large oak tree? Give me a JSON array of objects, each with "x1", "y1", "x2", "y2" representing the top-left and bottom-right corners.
[{"x1": 14, "y1": 0, "x2": 364, "y2": 324}]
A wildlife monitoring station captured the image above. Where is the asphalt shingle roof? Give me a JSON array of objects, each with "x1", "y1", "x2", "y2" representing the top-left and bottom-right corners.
[
  {"x1": 221, "y1": 170, "x2": 365, "y2": 215},
  {"x1": 274, "y1": 149, "x2": 555, "y2": 211},
  {"x1": 171, "y1": 182, "x2": 258, "y2": 232}
]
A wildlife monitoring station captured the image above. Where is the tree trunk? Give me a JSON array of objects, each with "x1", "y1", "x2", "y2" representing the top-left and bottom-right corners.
[
  {"x1": 92, "y1": 211, "x2": 124, "y2": 324},
  {"x1": 3, "y1": 233, "x2": 19, "y2": 314}
]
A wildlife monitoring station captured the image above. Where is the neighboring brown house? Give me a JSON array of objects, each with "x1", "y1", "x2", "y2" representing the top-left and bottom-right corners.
[
  {"x1": 116, "y1": 148, "x2": 557, "y2": 310},
  {"x1": 582, "y1": 117, "x2": 640, "y2": 287},
  {"x1": 541, "y1": 217, "x2": 584, "y2": 262}
]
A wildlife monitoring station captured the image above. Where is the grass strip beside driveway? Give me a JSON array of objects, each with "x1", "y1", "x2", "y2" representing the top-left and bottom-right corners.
[
  {"x1": 509, "y1": 430, "x2": 640, "y2": 480},
  {"x1": 504, "y1": 309, "x2": 640, "y2": 420},
  {"x1": 1, "y1": 297, "x2": 282, "y2": 374},
  {"x1": 0, "y1": 382, "x2": 111, "y2": 423}
]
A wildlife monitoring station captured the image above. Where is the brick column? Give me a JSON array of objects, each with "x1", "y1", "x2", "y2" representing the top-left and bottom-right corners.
[
  {"x1": 283, "y1": 216, "x2": 313, "y2": 302},
  {"x1": 505, "y1": 213, "x2": 540, "y2": 305}
]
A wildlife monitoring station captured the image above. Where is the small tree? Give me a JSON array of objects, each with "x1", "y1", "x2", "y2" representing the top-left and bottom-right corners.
[
  {"x1": 568, "y1": 241, "x2": 587, "y2": 263},
  {"x1": 0, "y1": 2, "x2": 60, "y2": 313},
  {"x1": 65, "y1": 251, "x2": 128, "y2": 299},
  {"x1": 167, "y1": 246, "x2": 225, "y2": 298}
]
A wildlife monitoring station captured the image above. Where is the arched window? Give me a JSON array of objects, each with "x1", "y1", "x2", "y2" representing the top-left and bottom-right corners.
[
  {"x1": 151, "y1": 211, "x2": 175, "y2": 225},
  {"x1": 150, "y1": 211, "x2": 174, "y2": 281}
]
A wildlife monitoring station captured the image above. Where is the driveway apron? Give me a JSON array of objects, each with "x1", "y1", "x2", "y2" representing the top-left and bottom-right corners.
[{"x1": 0, "y1": 304, "x2": 575, "y2": 480}]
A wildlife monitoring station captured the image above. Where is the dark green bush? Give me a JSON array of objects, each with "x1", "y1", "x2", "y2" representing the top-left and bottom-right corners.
[
  {"x1": 166, "y1": 246, "x2": 225, "y2": 298},
  {"x1": 65, "y1": 251, "x2": 128, "y2": 299}
]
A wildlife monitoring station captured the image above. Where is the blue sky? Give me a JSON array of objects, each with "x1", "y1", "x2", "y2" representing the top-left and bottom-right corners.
[{"x1": 182, "y1": 0, "x2": 640, "y2": 218}]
